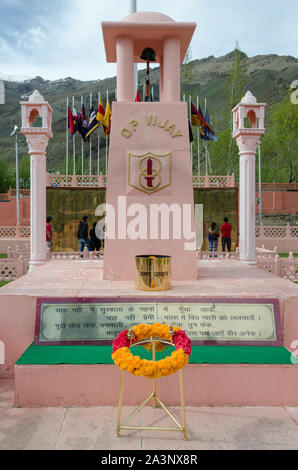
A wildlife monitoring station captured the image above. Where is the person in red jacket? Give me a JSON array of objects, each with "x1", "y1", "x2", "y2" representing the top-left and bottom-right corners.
[
  {"x1": 46, "y1": 216, "x2": 52, "y2": 252},
  {"x1": 221, "y1": 217, "x2": 232, "y2": 252}
]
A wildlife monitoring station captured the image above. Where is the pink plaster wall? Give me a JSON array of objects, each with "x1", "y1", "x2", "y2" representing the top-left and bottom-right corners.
[
  {"x1": 0, "y1": 199, "x2": 30, "y2": 226},
  {"x1": 15, "y1": 363, "x2": 298, "y2": 407},
  {"x1": 256, "y1": 191, "x2": 298, "y2": 215},
  {"x1": 0, "y1": 295, "x2": 36, "y2": 377}
]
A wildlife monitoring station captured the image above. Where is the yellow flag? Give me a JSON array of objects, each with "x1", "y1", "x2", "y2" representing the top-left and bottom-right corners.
[
  {"x1": 96, "y1": 97, "x2": 105, "y2": 125},
  {"x1": 103, "y1": 99, "x2": 111, "y2": 136}
]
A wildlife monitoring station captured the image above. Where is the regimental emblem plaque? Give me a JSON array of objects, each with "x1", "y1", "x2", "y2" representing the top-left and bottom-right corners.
[{"x1": 128, "y1": 151, "x2": 172, "y2": 194}]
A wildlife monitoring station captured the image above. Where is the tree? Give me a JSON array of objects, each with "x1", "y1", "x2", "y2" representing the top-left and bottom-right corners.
[
  {"x1": 0, "y1": 157, "x2": 13, "y2": 193},
  {"x1": 262, "y1": 91, "x2": 298, "y2": 182}
]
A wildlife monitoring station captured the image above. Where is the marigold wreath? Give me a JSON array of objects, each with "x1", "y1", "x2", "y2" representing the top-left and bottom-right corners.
[{"x1": 112, "y1": 323, "x2": 191, "y2": 379}]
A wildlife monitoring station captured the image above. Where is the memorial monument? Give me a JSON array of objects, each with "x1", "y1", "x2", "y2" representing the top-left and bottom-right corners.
[
  {"x1": 102, "y1": 12, "x2": 197, "y2": 281},
  {"x1": 0, "y1": 11, "x2": 297, "y2": 411}
]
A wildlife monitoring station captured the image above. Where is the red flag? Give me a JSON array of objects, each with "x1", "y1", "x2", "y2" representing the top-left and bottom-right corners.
[
  {"x1": 135, "y1": 90, "x2": 141, "y2": 102},
  {"x1": 191, "y1": 103, "x2": 209, "y2": 128},
  {"x1": 68, "y1": 106, "x2": 75, "y2": 135}
]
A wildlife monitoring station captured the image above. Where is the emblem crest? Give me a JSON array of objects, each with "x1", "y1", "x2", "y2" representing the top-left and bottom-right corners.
[{"x1": 128, "y1": 151, "x2": 172, "y2": 194}]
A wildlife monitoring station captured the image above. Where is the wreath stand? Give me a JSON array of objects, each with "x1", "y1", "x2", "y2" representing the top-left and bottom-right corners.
[{"x1": 115, "y1": 334, "x2": 188, "y2": 440}]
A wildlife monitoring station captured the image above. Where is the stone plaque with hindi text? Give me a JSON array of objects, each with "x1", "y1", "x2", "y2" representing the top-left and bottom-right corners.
[{"x1": 34, "y1": 297, "x2": 282, "y2": 346}]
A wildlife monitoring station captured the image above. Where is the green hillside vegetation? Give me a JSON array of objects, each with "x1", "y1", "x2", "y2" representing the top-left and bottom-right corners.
[{"x1": 0, "y1": 49, "x2": 297, "y2": 192}]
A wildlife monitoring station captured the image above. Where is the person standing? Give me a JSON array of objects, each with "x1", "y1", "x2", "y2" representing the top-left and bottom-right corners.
[
  {"x1": 90, "y1": 221, "x2": 101, "y2": 251},
  {"x1": 208, "y1": 222, "x2": 219, "y2": 257},
  {"x1": 46, "y1": 216, "x2": 52, "y2": 252},
  {"x1": 77, "y1": 216, "x2": 91, "y2": 253},
  {"x1": 221, "y1": 217, "x2": 232, "y2": 252}
]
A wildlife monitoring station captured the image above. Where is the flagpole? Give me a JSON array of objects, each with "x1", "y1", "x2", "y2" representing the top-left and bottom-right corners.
[
  {"x1": 189, "y1": 95, "x2": 193, "y2": 174},
  {"x1": 90, "y1": 92, "x2": 92, "y2": 176},
  {"x1": 197, "y1": 95, "x2": 200, "y2": 177},
  {"x1": 81, "y1": 96, "x2": 84, "y2": 175},
  {"x1": 72, "y1": 96, "x2": 76, "y2": 175},
  {"x1": 66, "y1": 97, "x2": 69, "y2": 176},
  {"x1": 106, "y1": 89, "x2": 109, "y2": 175},
  {"x1": 98, "y1": 91, "x2": 100, "y2": 176},
  {"x1": 205, "y1": 97, "x2": 208, "y2": 176},
  {"x1": 130, "y1": 0, "x2": 138, "y2": 98}
]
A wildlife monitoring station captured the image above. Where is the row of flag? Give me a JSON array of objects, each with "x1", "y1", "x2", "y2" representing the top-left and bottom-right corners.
[
  {"x1": 68, "y1": 93, "x2": 217, "y2": 144},
  {"x1": 68, "y1": 98, "x2": 112, "y2": 142},
  {"x1": 190, "y1": 102, "x2": 218, "y2": 142}
]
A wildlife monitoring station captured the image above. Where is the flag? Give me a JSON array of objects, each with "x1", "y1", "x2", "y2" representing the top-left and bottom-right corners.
[
  {"x1": 191, "y1": 103, "x2": 208, "y2": 128},
  {"x1": 103, "y1": 99, "x2": 111, "y2": 136},
  {"x1": 203, "y1": 107, "x2": 218, "y2": 142},
  {"x1": 85, "y1": 105, "x2": 99, "y2": 139},
  {"x1": 96, "y1": 97, "x2": 105, "y2": 125},
  {"x1": 79, "y1": 105, "x2": 89, "y2": 142},
  {"x1": 68, "y1": 106, "x2": 75, "y2": 135},
  {"x1": 69, "y1": 106, "x2": 79, "y2": 139},
  {"x1": 135, "y1": 90, "x2": 141, "y2": 102}
]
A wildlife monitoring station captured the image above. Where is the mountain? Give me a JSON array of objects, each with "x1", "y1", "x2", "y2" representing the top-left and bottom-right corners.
[
  {"x1": 0, "y1": 51, "x2": 297, "y2": 173},
  {"x1": 0, "y1": 72, "x2": 34, "y2": 83}
]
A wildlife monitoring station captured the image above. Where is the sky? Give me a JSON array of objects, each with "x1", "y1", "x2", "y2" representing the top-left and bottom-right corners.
[{"x1": 0, "y1": 0, "x2": 297, "y2": 81}]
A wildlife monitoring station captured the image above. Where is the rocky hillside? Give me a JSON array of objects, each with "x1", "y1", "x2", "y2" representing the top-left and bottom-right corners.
[{"x1": 0, "y1": 51, "x2": 297, "y2": 173}]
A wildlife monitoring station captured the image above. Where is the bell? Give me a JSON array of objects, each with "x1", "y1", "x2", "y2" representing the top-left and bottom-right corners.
[{"x1": 140, "y1": 47, "x2": 156, "y2": 62}]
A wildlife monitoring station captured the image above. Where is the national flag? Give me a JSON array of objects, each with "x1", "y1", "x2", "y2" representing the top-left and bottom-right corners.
[
  {"x1": 96, "y1": 97, "x2": 105, "y2": 125},
  {"x1": 79, "y1": 105, "x2": 89, "y2": 143},
  {"x1": 85, "y1": 105, "x2": 99, "y2": 139},
  {"x1": 135, "y1": 90, "x2": 141, "y2": 102},
  {"x1": 203, "y1": 107, "x2": 218, "y2": 142},
  {"x1": 191, "y1": 103, "x2": 208, "y2": 128},
  {"x1": 68, "y1": 106, "x2": 75, "y2": 135},
  {"x1": 69, "y1": 106, "x2": 79, "y2": 139},
  {"x1": 103, "y1": 99, "x2": 111, "y2": 136}
]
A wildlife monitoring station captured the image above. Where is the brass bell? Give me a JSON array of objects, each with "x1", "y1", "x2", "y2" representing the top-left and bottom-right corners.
[{"x1": 140, "y1": 47, "x2": 156, "y2": 62}]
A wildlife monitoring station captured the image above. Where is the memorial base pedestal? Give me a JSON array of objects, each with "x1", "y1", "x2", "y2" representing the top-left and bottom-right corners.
[{"x1": 0, "y1": 259, "x2": 297, "y2": 407}]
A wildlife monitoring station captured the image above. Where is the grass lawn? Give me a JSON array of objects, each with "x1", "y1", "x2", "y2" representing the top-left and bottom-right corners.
[
  {"x1": 0, "y1": 281, "x2": 10, "y2": 287},
  {"x1": 0, "y1": 254, "x2": 8, "y2": 259},
  {"x1": 279, "y1": 253, "x2": 298, "y2": 258}
]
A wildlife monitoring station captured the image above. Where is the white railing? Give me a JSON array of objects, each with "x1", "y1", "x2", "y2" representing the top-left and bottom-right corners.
[
  {"x1": 51, "y1": 251, "x2": 103, "y2": 260},
  {"x1": 256, "y1": 224, "x2": 297, "y2": 240},
  {"x1": 257, "y1": 252, "x2": 298, "y2": 283},
  {"x1": 0, "y1": 226, "x2": 30, "y2": 238},
  {"x1": 0, "y1": 256, "x2": 28, "y2": 281}
]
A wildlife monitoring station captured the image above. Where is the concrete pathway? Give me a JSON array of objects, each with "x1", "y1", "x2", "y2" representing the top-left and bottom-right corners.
[{"x1": 1, "y1": 379, "x2": 298, "y2": 450}]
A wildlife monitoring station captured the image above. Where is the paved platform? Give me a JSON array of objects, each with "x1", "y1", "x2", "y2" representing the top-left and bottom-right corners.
[{"x1": 1, "y1": 379, "x2": 298, "y2": 450}]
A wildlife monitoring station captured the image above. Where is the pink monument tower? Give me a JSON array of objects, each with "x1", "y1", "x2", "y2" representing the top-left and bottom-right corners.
[
  {"x1": 232, "y1": 91, "x2": 266, "y2": 264},
  {"x1": 20, "y1": 90, "x2": 53, "y2": 271},
  {"x1": 101, "y1": 12, "x2": 197, "y2": 281}
]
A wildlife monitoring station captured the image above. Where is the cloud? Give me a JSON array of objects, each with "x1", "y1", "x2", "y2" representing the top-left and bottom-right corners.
[
  {"x1": 13, "y1": 26, "x2": 47, "y2": 48},
  {"x1": 0, "y1": 0, "x2": 297, "y2": 81}
]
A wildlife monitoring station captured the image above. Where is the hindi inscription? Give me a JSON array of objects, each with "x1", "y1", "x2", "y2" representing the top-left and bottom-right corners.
[{"x1": 35, "y1": 298, "x2": 282, "y2": 346}]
